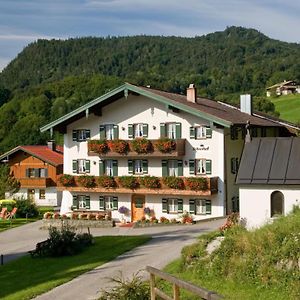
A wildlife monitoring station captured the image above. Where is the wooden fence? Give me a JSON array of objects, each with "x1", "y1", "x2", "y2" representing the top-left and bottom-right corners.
[{"x1": 146, "y1": 266, "x2": 223, "y2": 300}]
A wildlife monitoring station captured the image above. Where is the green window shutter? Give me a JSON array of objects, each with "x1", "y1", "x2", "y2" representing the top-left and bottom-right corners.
[
  {"x1": 231, "y1": 158, "x2": 235, "y2": 174},
  {"x1": 113, "y1": 196, "x2": 118, "y2": 210},
  {"x1": 85, "y1": 160, "x2": 90, "y2": 173},
  {"x1": 85, "y1": 196, "x2": 90, "y2": 209},
  {"x1": 189, "y1": 160, "x2": 195, "y2": 175},
  {"x1": 206, "y1": 160, "x2": 212, "y2": 175},
  {"x1": 44, "y1": 169, "x2": 48, "y2": 177},
  {"x1": 128, "y1": 124, "x2": 133, "y2": 138},
  {"x1": 99, "y1": 125, "x2": 105, "y2": 139},
  {"x1": 189, "y1": 199, "x2": 195, "y2": 214},
  {"x1": 206, "y1": 127, "x2": 212, "y2": 138},
  {"x1": 160, "y1": 123, "x2": 166, "y2": 138},
  {"x1": 128, "y1": 160, "x2": 133, "y2": 174},
  {"x1": 72, "y1": 195, "x2": 78, "y2": 210},
  {"x1": 189, "y1": 127, "x2": 195, "y2": 139},
  {"x1": 206, "y1": 200, "x2": 212, "y2": 215},
  {"x1": 113, "y1": 125, "x2": 119, "y2": 139},
  {"x1": 162, "y1": 160, "x2": 168, "y2": 177},
  {"x1": 25, "y1": 168, "x2": 30, "y2": 177},
  {"x1": 72, "y1": 130, "x2": 78, "y2": 141},
  {"x1": 175, "y1": 123, "x2": 182, "y2": 139},
  {"x1": 72, "y1": 160, "x2": 78, "y2": 173},
  {"x1": 99, "y1": 160, "x2": 105, "y2": 176},
  {"x1": 177, "y1": 199, "x2": 183, "y2": 213},
  {"x1": 143, "y1": 124, "x2": 148, "y2": 138},
  {"x1": 99, "y1": 196, "x2": 105, "y2": 211},
  {"x1": 142, "y1": 160, "x2": 148, "y2": 174},
  {"x1": 162, "y1": 198, "x2": 168, "y2": 213},
  {"x1": 85, "y1": 130, "x2": 91, "y2": 139},
  {"x1": 113, "y1": 160, "x2": 118, "y2": 176},
  {"x1": 177, "y1": 160, "x2": 183, "y2": 176},
  {"x1": 34, "y1": 168, "x2": 40, "y2": 178}
]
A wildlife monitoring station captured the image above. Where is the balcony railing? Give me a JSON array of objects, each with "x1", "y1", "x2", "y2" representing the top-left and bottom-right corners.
[
  {"x1": 19, "y1": 177, "x2": 54, "y2": 188},
  {"x1": 88, "y1": 139, "x2": 186, "y2": 158},
  {"x1": 57, "y1": 175, "x2": 218, "y2": 196}
]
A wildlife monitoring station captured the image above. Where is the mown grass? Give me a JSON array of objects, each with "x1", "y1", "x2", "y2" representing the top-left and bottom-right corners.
[
  {"x1": 271, "y1": 94, "x2": 300, "y2": 123},
  {"x1": 162, "y1": 209, "x2": 300, "y2": 299},
  {"x1": 0, "y1": 218, "x2": 37, "y2": 232},
  {"x1": 0, "y1": 236, "x2": 150, "y2": 300}
]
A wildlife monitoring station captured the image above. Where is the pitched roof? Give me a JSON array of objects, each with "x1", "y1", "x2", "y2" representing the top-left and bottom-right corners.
[
  {"x1": 266, "y1": 80, "x2": 298, "y2": 90},
  {"x1": 40, "y1": 83, "x2": 300, "y2": 133},
  {"x1": 0, "y1": 145, "x2": 63, "y2": 166},
  {"x1": 236, "y1": 137, "x2": 300, "y2": 185}
]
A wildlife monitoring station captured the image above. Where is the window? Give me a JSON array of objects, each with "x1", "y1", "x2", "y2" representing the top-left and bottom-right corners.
[
  {"x1": 189, "y1": 159, "x2": 212, "y2": 175},
  {"x1": 100, "y1": 124, "x2": 118, "y2": 140},
  {"x1": 28, "y1": 189, "x2": 35, "y2": 200},
  {"x1": 26, "y1": 168, "x2": 48, "y2": 178},
  {"x1": 39, "y1": 168, "x2": 47, "y2": 178},
  {"x1": 168, "y1": 160, "x2": 178, "y2": 176},
  {"x1": 251, "y1": 127, "x2": 258, "y2": 138},
  {"x1": 196, "y1": 159, "x2": 206, "y2": 175},
  {"x1": 231, "y1": 158, "x2": 239, "y2": 174},
  {"x1": 39, "y1": 189, "x2": 45, "y2": 200},
  {"x1": 128, "y1": 160, "x2": 148, "y2": 175},
  {"x1": 99, "y1": 160, "x2": 118, "y2": 176},
  {"x1": 134, "y1": 124, "x2": 144, "y2": 138},
  {"x1": 230, "y1": 126, "x2": 238, "y2": 140},
  {"x1": 271, "y1": 191, "x2": 284, "y2": 217},
  {"x1": 128, "y1": 124, "x2": 148, "y2": 138},
  {"x1": 162, "y1": 160, "x2": 183, "y2": 177},
  {"x1": 134, "y1": 160, "x2": 143, "y2": 174},
  {"x1": 190, "y1": 126, "x2": 212, "y2": 139},
  {"x1": 78, "y1": 195, "x2": 87, "y2": 209},
  {"x1": 162, "y1": 198, "x2": 183, "y2": 213},
  {"x1": 105, "y1": 124, "x2": 115, "y2": 140},
  {"x1": 78, "y1": 159, "x2": 87, "y2": 173},
  {"x1": 231, "y1": 196, "x2": 239, "y2": 213},
  {"x1": 72, "y1": 195, "x2": 90, "y2": 209},
  {"x1": 104, "y1": 196, "x2": 114, "y2": 210},
  {"x1": 72, "y1": 129, "x2": 90, "y2": 142},
  {"x1": 28, "y1": 168, "x2": 36, "y2": 178},
  {"x1": 189, "y1": 199, "x2": 211, "y2": 215},
  {"x1": 167, "y1": 123, "x2": 177, "y2": 139},
  {"x1": 106, "y1": 160, "x2": 113, "y2": 176},
  {"x1": 168, "y1": 198, "x2": 178, "y2": 213},
  {"x1": 73, "y1": 159, "x2": 90, "y2": 174},
  {"x1": 160, "y1": 123, "x2": 181, "y2": 139},
  {"x1": 99, "y1": 196, "x2": 118, "y2": 211}
]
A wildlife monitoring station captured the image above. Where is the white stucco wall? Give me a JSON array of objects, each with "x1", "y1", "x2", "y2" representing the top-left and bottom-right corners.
[{"x1": 239, "y1": 185, "x2": 300, "y2": 228}]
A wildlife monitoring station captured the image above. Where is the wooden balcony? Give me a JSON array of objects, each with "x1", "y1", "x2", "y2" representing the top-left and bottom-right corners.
[
  {"x1": 19, "y1": 177, "x2": 54, "y2": 188},
  {"x1": 88, "y1": 139, "x2": 186, "y2": 158},
  {"x1": 57, "y1": 176, "x2": 218, "y2": 196}
]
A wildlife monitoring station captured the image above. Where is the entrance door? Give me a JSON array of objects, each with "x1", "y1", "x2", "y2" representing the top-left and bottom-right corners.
[
  {"x1": 131, "y1": 195, "x2": 145, "y2": 222},
  {"x1": 28, "y1": 189, "x2": 35, "y2": 201}
]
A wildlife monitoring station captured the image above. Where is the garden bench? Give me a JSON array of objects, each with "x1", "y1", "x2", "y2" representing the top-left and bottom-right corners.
[{"x1": 29, "y1": 240, "x2": 50, "y2": 258}]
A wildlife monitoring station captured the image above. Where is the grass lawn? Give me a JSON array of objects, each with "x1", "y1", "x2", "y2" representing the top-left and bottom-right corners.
[
  {"x1": 271, "y1": 94, "x2": 300, "y2": 123},
  {"x1": 0, "y1": 218, "x2": 37, "y2": 232},
  {"x1": 0, "y1": 235, "x2": 150, "y2": 300}
]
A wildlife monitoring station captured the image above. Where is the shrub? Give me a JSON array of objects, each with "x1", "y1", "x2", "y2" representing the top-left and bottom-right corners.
[
  {"x1": 43, "y1": 212, "x2": 53, "y2": 219},
  {"x1": 71, "y1": 213, "x2": 79, "y2": 220},
  {"x1": 108, "y1": 139, "x2": 129, "y2": 154},
  {"x1": 88, "y1": 140, "x2": 109, "y2": 154},
  {"x1": 118, "y1": 176, "x2": 139, "y2": 189},
  {"x1": 144, "y1": 207, "x2": 151, "y2": 215},
  {"x1": 181, "y1": 212, "x2": 193, "y2": 224},
  {"x1": 0, "y1": 199, "x2": 16, "y2": 212},
  {"x1": 140, "y1": 176, "x2": 161, "y2": 189},
  {"x1": 155, "y1": 138, "x2": 176, "y2": 153},
  {"x1": 38, "y1": 206, "x2": 54, "y2": 218},
  {"x1": 52, "y1": 212, "x2": 60, "y2": 219},
  {"x1": 160, "y1": 216, "x2": 169, "y2": 224},
  {"x1": 15, "y1": 199, "x2": 39, "y2": 218},
  {"x1": 97, "y1": 175, "x2": 116, "y2": 188},
  {"x1": 59, "y1": 174, "x2": 75, "y2": 186},
  {"x1": 150, "y1": 216, "x2": 158, "y2": 223},
  {"x1": 185, "y1": 177, "x2": 208, "y2": 191},
  {"x1": 77, "y1": 175, "x2": 96, "y2": 188},
  {"x1": 162, "y1": 176, "x2": 185, "y2": 189},
  {"x1": 130, "y1": 138, "x2": 153, "y2": 154},
  {"x1": 118, "y1": 206, "x2": 128, "y2": 214}
]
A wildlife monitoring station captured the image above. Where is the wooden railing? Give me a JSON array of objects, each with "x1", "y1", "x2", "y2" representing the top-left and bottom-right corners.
[
  {"x1": 147, "y1": 266, "x2": 223, "y2": 300},
  {"x1": 19, "y1": 177, "x2": 54, "y2": 188}
]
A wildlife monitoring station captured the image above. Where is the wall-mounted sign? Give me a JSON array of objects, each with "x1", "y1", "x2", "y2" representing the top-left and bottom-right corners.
[{"x1": 193, "y1": 144, "x2": 209, "y2": 151}]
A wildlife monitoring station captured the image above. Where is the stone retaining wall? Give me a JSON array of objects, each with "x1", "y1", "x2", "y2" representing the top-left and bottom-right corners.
[{"x1": 42, "y1": 219, "x2": 114, "y2": 229}]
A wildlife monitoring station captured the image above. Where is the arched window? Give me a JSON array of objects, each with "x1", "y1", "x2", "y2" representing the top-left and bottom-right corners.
[{"x1": 270, "y1": 191, "x2": 284, "y2": 217}]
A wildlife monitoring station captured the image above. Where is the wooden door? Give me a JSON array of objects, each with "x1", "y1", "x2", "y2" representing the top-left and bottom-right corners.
[
  {"x1": 131, "y1": 195, "x2": 145, "y2": 222},
  {"x1": 27, "y1": 189, "x2": 35, "y2": 201}
]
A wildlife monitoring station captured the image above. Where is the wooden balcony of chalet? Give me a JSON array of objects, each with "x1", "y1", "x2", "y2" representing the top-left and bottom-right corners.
[{"x1": 19, "y1": 177, "x2": 54, "y2": 188}]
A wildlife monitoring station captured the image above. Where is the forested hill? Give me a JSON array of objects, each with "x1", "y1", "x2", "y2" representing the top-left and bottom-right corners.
[{"x1": 1, "y1": 26, "x2": 300, "y2": 99}]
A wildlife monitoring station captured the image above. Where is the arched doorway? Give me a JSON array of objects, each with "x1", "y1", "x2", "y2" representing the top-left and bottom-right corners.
[{"x1": 270, "y1": 191, "x2": 284, "y2": 217}]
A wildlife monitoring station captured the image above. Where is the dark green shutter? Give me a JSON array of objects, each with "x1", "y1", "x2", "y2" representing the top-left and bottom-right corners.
[
  {"x1": 189, "y1": 160, "x2": 195, "y2": 175},
  {"x1": 25, "y1": 168, "x2": 30, "y2": 177},
  {"x1": 72, "y1": 160, "x2": 78, "y2": 173},
  {"x1": 177, "y1": 199, "x2": 183, "y2": 213},
  {"x1": 128, "y1": 124, "x2": 133, "y2": 138},
  {"x1": 143, "y1": 124, "x2": 148, "y2": 137},
  {"x1": 162, "y1": 198, "x2": 168, "y2": 213},
  {"x1": 99, "y1": 125, "x2": 105, "y2": 139},
  {"x1": 85, "y1": 160, "x2": 90, "y2": 173},
  {"x1": 113, "y1": 160, "x2": 118, "y2": 176},
  {"x1": 34, "y1": 168, "x2": 39, "y2": 178},
  {"x1": 44, "y1": 169, "x2": 48, "y2": 177},
  {"x1": 85, "y1": 130, "x2": 91, "y2": 139},
  {"x1": 177, "y1": 160, "x2": 183, "y2": 176},
  {"x1": 99, "y1": 196, "x2": 105, "y2": 211},
  {"x1": 206, "y1": 200, "x2": 212, "y2": 214},
  {"x1": 142, "y1": 160, "x2": 148, "y2": 174},
  {"x1": 160, "y1": 123, "x2": 166, "y2": 138},
  {"x1": 85, "y1": 196, "x2": 90, "y2": 209},
  {"x1": 113, "y1": 125, "x2": 119, "y2": 139},
  {"x1": 189, "y1": 127, "x2": 195, "y2": 139},
  {"x1": 206, "y1": 160, "x2": 212, "y2": 175},
  {"x1": 99, "y1": 160, "x2": 105, "y2": 176},
  {"x1": 72, "y1": 195, "x2": 78, "y2": 209},
  {"x1": 206, "y1": 127, "x2": 212, "y2": 138},
  {"x1": 128, "y1": 160, "x2": 133, "y2": 174},
  {"x1": 113, "y1": 196, "x2": 118, "y2": 210},
  {"x1": 231, "y1": 158, "x2": 234, "y2": 174},
  {"x1": 175, "y1": 123, "x2": 182, "y2": 139},
  {"x1": 162, "y1": 160, "x2": 168, "y2": 177},
  {"x1": 189, "y1": 199, "x2": 195, "y2": 214},
  {"x1": 72, "y1": 130, "x2": 78, "y2": 141}
]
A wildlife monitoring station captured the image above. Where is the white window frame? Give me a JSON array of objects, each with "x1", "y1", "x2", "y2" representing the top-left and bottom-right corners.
[
  {"x1": 78, "y1": 129, "x2": 87, "y2": 141},
  {"x1": 167, "y1": 123, "x2": 176, "y2": 139},
  {"x1": 168, "y1": 198, "x2": 178, "y2": 213},
  {"x1": 134, "y1": 159, "x2": 143, "y2": 174},
  {"x1": 78, "y1": 159, "x2": 87, "y2": 174},
  {"x1": 196, "y1": 159, "x2": 206, "y2": 175},
  {"x1": 104, "y1": 196, "x2": 114, "y2": 210},
  {"x1": 168, "y1": 160, "x2": 178, "y2": 176},
  {"x1": 195, "y1": 199, "x2": 206, "y2": 215},
  {"x1": 106, "y1": 160, "x2": 113, "y2": 176},
  {"x1": 195, "y1": 126, "x2": 206, "y2": 139},
  {"x1": 134, "y1": 123, "x2": 144, "y2": 138},
  {"x1": 78, "y1": 195, "x2": 86, "y2": 209},
  {"x1": 105, "y1": 124, "x2": 114, "y2": 140}
]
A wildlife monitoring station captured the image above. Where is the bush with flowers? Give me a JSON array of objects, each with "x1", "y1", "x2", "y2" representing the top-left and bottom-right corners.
[
  {"x1": 162, "y1": 176, "x2": 185, "y2": 189},
  {"x1": 97, "y1": 175, "x2": 116, "y2": 188},
  {"x1": 78, "y1": 213, "x2": 88, "y2": 220},
  {"x1": 131, "y1": 138, "x2": 153, "y2": 154},
  {"x1": 43, "y1": 212, "x2": 53, "y2": 219},
  {"x1": 88, "y1": 140, "x2": 109, "y2": 154},
  {"x1": 71, "y1": 213, "x2": 79, "y2": 220},
  {"x1": 118, "y1": 176, "x2": 139, "y2": 189},
  {"x1": 52, "y1": 212, "x2": 60, "y2": 219},
  {"x1": 219, "y1": 212, "x2": 240, "y2": 234},
  {"x1": 59, "y1": 174, "x2": 75, "y2": 187},
  {"x1": 155, "y1": 138, "x2": 176, "y2": 153},
  {"x1": 140, "y1": 176, "x2": 161, "y2": 189},
  {"x1": 78, "y1": 175, "x2": 96, "y2": 188},
  {"x1": 107, "y1": 139, "x2": 129, "y2": 154},
  {"x1": 150, "y1": 216, "x2": 158, "y2": 223},
  {"x1": 118, "y1": 206, "x2": 128, "y2": 215},
  {"x1": 185, "y1": 177, "x2": 208, "y2": 191},
  {"x1": 144, "y1": 207, "x2": 151, "y2": 216},
  {"x1": 160, "y1": 216, "x2": 170, "y2": 224},
  {"x1": 181, "y1": 212, "x2": 193, "y2": 224}
]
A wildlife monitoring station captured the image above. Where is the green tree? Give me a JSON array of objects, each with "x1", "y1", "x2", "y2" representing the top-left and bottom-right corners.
[{"x1": 0, "y1": 164, "x2": 20, "y2": 198}]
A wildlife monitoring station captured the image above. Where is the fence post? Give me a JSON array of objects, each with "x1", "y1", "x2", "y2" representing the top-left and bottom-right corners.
[
  {"x1": 1, "y1": 254, "x2": 3, "y2": 265},
  {"x1": 150, "y1": 273, "x2": 156, "y2": 300},
  {"x1": 173, "y1": 283, "x2": 180, "y2": 300}
]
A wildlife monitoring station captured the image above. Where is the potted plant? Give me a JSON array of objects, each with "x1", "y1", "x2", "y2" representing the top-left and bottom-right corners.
[
  {"x1": 59, "y1": 174, "x2": 75, "y2": 187},
  {"x1": 185, "y1": 177, "x2": 208, "y2": 191},
  {"x1": 162, "y1": 176, "x2": 185, "y2": 190},
  {"x1": 155, "y1": 138, "x2": 176, "y2": 153},
  {"x1": 108, "y1": 139, "x2": 129, "y2": 154},
  {"x1": 140, "y1": 176, "x2": 161, "y2": 189},
  {"x1": 130, "y1": 138, "x2": 153, "y2": 154},
  {"x1": 118, "y1": 206, "x2": 128, "y2": 223},
  {"x1": 118, "y1": 176, "x2": 139, "y2": 189},
  {"x1": 97, "y1": 175, "x2": 116, "y2": 188},
  {"x1": 88, "y1": 140, "x2": 109, "y2": 154},
  {"x1": 78, "y1": 175, "x2": 96, "y2": 188}
]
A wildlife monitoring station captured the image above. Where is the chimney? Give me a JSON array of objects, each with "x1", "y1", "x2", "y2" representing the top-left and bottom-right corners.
[
  {"x1": 240, "y1": 94, "x2": 252, "y2": 115},
  {"x1": 187, "y1": 84, "x2": 197, "y2": 103},
  {"x1": 47, "y1": 140, "x2": 56, "y2": 151}
]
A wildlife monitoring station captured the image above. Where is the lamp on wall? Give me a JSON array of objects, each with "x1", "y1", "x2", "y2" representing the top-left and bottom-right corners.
[
  {"x1": 153, "y1": 125, "x2": 156, "y2": 130},
  {"x1": 184, "y1": 160, "x2": 188, "y2": 166},
  {"x1": 93, "y1": 161, "x2": 96, "y2": 165},
  {"x1": 121, "y1": 126, "x2": 125, "y2": 131}
]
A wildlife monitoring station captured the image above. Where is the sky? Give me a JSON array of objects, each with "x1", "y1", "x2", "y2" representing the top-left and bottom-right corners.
[{"x1": 0, "y1": 0, "x2": 299, "y2": 71}]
